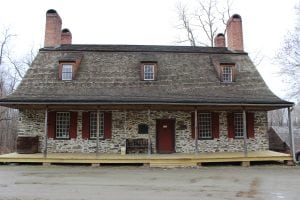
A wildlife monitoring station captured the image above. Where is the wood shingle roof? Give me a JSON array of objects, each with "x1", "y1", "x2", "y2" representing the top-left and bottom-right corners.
[{"x1": 0, "y1": 45, "x2": 293, "y2": 108}]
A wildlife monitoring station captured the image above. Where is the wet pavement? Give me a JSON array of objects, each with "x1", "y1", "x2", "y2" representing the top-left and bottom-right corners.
[{"x1": 0, "y1": 164, "x2": 299, "y2": 200}]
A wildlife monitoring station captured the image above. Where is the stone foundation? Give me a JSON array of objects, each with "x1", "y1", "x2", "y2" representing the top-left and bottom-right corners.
[{"x1": 18, "y1": 109, "x2": 269, "y2": 153}]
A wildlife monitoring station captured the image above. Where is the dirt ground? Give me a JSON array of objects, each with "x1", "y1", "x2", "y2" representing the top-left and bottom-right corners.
[{"x1": 0, "y1": 164, "x2": 299, "y2": 200}]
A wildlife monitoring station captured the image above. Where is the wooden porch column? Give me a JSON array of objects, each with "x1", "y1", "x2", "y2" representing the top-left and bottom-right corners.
[
  {"x1": 43, "y1": 107, "x2": 48, "y2": 158},
  {"x1": 148, "y1": 109, "x2": 151, "y2": 155},
  {"x1": 96, "y1": 110, "x2": 100, "y2": 156},
  {"x1": 124, "y1": 110, "x2": 127, "y2": 145},
  {"x1": 194, "y1": 109, "x2": 199, "y2": 153},
  {"x1": 288, "y1": 107, "x2": 296, "y2": 162},
  {"x1": 243, "y1": 110, "x2": 248, "y2": 157}
]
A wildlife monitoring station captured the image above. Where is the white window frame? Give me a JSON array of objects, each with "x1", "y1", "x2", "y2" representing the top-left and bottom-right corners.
[
  {"x1": 222, "y1": 66, "x2": 233, "y2": 82},
  {"x1": 234, "y1": 113, "x2": 244, "y2": 139},
  {"x1": 62, "y1": 64, "x2": 73, "y2": 81},
  {"x1": 89, "y1": 112, "x2": 104, "y2": 139},
  {"x1": 56, "y1": 112, "x2": 70, "y2": 139},
  {"x1": 144, "y1": 64, "x2": 155, "y2": 80},
  {"x1": 198, "y1": 113, "x2": 212, "y2": 139}
]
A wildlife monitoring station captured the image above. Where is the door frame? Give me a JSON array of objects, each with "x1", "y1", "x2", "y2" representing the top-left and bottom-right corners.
[{"x1": 156, "y1": 119, "x2": 176, "y2": 154}]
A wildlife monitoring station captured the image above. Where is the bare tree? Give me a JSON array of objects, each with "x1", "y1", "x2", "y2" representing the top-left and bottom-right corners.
[
  {"x1": 268, "y1": 109, "x2": 287, "y2": 127},
  {"x1": 176, "y1": 0, "x2": 233, "y2": 47},
  {"x1": 0, "y1": 28, "x2": 36, "y2": 154},
  {"x1": 275, "y1": 4, "x2": 300, "y2": 102}
]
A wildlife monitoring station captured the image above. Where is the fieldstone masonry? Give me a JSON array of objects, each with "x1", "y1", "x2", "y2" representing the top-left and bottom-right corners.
[{"x1": 18, "y1": 109, "x2": 269, "y2": 153}]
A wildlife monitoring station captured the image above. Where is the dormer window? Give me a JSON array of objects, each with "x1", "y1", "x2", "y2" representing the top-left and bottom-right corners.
[
  {"x1": 220, "y1": 64, "x2": 235, "y2": 83},
  {"x1": 144, "y1": 64, "x2": 154, "y2": 80},
  {"x1": 223, "y1": 66, "x2": 232, "y2": 82},
  {"x1": 62, "y1": 64, "x2": 73, "y2": 80},
  {"x1": 140, "y1": 62, "x2": 158, "y2": 81},
  {"x1": 58, "y1": 53, "x2": 83, "y2": 81}
]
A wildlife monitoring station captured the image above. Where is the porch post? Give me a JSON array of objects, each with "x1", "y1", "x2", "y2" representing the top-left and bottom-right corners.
[
  {"x1": 96, "y1": 110, "x2": 99, "y2": 156},
  {"x1": 43, "y1": 107, "x2": 48, "y2": 158},
  {"x1": 148, "y1": 109, "x2": 151, "y2": 155},
  {"x1": 124, "y1": 110, "x2": 127, "y2": 145},
  {"x1": 195, "y1": 109, "x2": 198, "y2": 153},
  {"x1": 243, "y1": 110, "x2": 248, "y2": 157},
  {"x1": 288, "y1": 107, "x2": 296, "y2": 162}
]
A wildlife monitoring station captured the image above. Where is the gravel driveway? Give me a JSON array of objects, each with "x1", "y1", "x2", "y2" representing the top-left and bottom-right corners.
[{"x1": 0, "y1": 164, "x2": 299, "y2": 200}]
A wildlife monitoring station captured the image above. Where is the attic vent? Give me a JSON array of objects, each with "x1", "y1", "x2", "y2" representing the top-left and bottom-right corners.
[
  {"x1": 217, "y1": 33, "x2": 224, "y2": 37},
  {"x1": 47, "y1": 9, "x2": 57, "y2": 14}
]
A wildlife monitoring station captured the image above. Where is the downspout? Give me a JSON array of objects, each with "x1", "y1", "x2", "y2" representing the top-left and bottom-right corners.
[{"x1": 288, "y1": 107, "x2": 298, "y2": 163}]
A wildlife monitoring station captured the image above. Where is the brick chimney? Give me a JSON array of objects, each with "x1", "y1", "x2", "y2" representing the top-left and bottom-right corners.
[
  {"x1": 44, "y1": 9, "x2": 62, "y2": 48},
  {"x1": 226, "y1": 14, "x2": 244, "y2": 51},
  {"x1": 214, "y1": 33, "x2": 226, "y2": 47},
  {"x1": 61, "y1": 28, "x2": 72, "y2": 45}
]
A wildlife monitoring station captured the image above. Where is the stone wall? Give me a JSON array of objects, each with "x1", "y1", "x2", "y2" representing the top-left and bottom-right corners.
[{"x1": 18, "y1": 109, "x2": 269, "y2": 153}]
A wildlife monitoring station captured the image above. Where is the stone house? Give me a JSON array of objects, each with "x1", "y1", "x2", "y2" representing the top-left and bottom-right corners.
[{"x1": 0, "y1": 10, "x2": 293, "y2": 154}]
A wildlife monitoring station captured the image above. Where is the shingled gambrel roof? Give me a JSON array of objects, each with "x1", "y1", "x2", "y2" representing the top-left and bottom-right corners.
[{"x1": 0, "y1": 45, "x2": 293, "y2": 107}]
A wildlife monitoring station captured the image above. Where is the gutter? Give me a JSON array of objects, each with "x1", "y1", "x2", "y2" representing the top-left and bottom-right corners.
[{"x1": 0, "y1": 100, "x2": 294, "y2": 108}]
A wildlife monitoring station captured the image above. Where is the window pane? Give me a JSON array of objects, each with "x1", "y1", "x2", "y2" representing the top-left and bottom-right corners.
[
  {"x1": 198, "y1": 113, "x2": 212, "y2": 139},
  {"x1": 223, "y1": 66, "x2": 232, "y2": 82},
  {"x1": 56, "y1": 112, "x2": 70, "y2": 138},
  {"x1": 234, "y1": 113, "x2": 244, "y2": 138},
  {"x1": 144, "y1": 65, "x2": 154, "y2": 80},
  {"x1": 90, "y1": 112, "x2": 104, "y2": 139},
  {"x1": 62, "y1": 64, "x2": 73, "y2": 80}
]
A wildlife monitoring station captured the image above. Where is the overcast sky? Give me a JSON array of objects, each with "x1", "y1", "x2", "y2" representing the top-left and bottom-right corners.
[{"x1": 1, "y1": 0, "x2": 299, "y2": 100}]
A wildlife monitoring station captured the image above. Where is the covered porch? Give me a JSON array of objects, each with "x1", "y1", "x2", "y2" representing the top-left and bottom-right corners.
[{"x1": 0, "y1": 150, "x2": 292, "y2": 167}]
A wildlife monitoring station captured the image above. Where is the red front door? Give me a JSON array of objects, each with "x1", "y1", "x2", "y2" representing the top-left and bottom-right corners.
[{"x1": 156, "y1": 119, "x2": 175, "y2": 153}]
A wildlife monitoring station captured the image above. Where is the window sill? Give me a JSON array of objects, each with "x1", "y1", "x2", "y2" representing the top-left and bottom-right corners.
[
  {"x1": 54, "y1": 138, "x2": 70, "y2": 140},
  {"x1": 234, "y1": 137, "x2": 244, "y2": 140},
  {"x1": 198, "y1": 138, "x2": 214, "y2": 140},
  {"x1": 88, "y1": 138, "x2": 105, "y2": 140}
]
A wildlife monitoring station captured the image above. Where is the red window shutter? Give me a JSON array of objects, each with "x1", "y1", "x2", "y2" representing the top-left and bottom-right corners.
[
  {"x1": 191, "y1": 112, "x2": 195, "y2": 139},
  {"x1": 220, "y1": 66, "x2": 224, "y2": 82},
  {"x1": 227, "y1": 112, "x2": 235, "y2": 138},
  {"x1": 69, "y1": 112, "x2": 78, "y2": 139},
  {"x1": 140, "y1": 64, "x2": 145, "y2": 80},
  {"x1": 246, "y1": 112, "x2": 255, "y2": 138},
  {"x1": 82, "y1": 112, "x2": 90, "y2": 140},
  {"x1": 58, "y1": 64, "x2": 62, "y2": 80},
  {"x1": 212, "y1": 112, "x2": 220, "y2": 138},
  {"x1": 47, "y1": 111, "x2": 56, "y2": 138},
  {"x1": 104, "y1": 112, "x2": 112, "y2": 139},
  {"x1": 154, "y1": 64, "x2": 158, "y2": 81}
]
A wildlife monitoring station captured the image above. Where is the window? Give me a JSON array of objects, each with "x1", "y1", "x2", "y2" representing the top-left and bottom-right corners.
[
  {"x1": 198, "y1": 113, "x2": 212, "y2": 139},
  {"x1": 89, "y1": 112, "x2": 104, "y2": 139},
  {"x1": 144, "y1": 64, "x2": 154, "y2": 80},
  {"x1": 56, "y1": 112, "x2": 70, "y2": 139},
  {"x1": 234, "y1": 113, "x2": 244, "y2": 138},
  {"x1": 141, "y1": 62, "x2": 157, "y2": 81},
  {"x1": 62, "y1": 64, "x2": 73, "y2": 80},
  {"x1": 222, "y1": 66, "x2": 233, "y2": 82}
]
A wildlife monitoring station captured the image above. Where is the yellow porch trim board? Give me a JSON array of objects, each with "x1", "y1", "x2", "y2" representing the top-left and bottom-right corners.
[{"x1": 0, "y1": 151, "x2": 292, "y2": 166}]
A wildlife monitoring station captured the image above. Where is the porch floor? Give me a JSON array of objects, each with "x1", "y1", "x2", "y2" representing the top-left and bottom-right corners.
[{"x1": 0, "y1": 151, "x2": 292, "y2": 167}]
